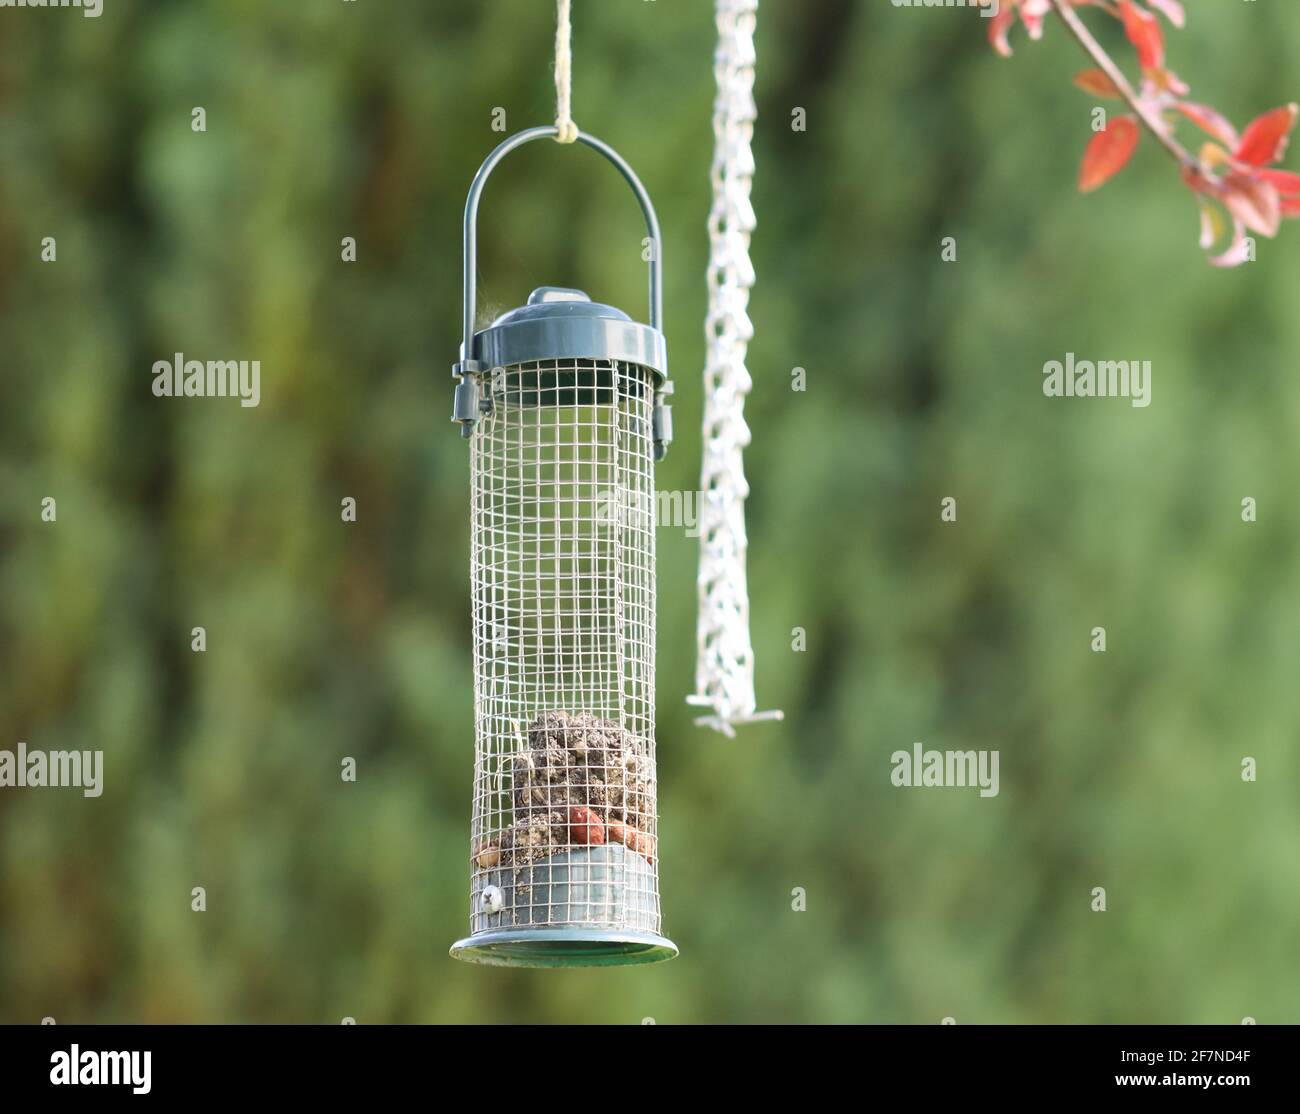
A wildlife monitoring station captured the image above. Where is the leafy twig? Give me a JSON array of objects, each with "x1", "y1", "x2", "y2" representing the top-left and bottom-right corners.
[{"x1": 1048, "y1": 0, "x2": 1194, "y2": 172}]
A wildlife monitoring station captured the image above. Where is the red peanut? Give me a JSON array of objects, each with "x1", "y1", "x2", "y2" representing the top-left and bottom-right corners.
[
  {"x1": 568, "y1": 806, "x2": 606, "y2": 846},
  {"x1": 607, "y1": 819, "x2": 655, "y2": 864}
]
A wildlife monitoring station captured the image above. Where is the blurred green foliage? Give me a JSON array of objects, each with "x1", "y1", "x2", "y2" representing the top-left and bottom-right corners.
[{"x1": 2, "y1": 0, "x2": 1299, "y2": 1023}]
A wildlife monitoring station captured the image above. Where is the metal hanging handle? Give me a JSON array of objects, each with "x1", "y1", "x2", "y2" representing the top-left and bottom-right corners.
[{"x1": 456, "y1": 125, "x2": 663, "y2": 369}]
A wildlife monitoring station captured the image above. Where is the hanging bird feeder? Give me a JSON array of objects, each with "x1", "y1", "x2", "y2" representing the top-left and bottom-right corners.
[{"x1": 448, "y1": 125, "x2": 677, "y2": 967}]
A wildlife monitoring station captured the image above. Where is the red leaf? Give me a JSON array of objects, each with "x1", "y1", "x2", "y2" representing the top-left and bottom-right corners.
[
  {"x1": 1175, "y1": 102, "x2": 1240, "y2": 150},
  {"x1": 1235, "y1": 105, "x2": 1299, "y2": 167},
  {"x1": 1119, "y1": 0, "x2": 1164, "y2": 71},
  {"x1": 1182, "y1": 164, "x2": 1216, "y2": 199},
  {"x1": 1147, "y1": 0, "x2": 1185, "y2": 28},
  {"x1": 1079, "y1": 117, "x2": 1140, "y2": 193},
  {"x1": 988, "y1": 5, "x2": 1016, "y2": 57},
  {"x1": 1149, "y1": 66, "x2": 1188, "y2": 97},
  {"x1": 1220, "y1": 173, "x2": 1282, "y2": 238},
  {"x1": 1019, "y1": 3, "x2": 1048, "y2": 43},
  {"x1": 1209, "y1": 224, "x2": 1252, "y2": 269},
  {"x1": 1258, "y1": 168, "x2": 1300, "y2": 196},
  {"x1": 1073, "y1": 69, "x2": 1122, "y2": 99}
]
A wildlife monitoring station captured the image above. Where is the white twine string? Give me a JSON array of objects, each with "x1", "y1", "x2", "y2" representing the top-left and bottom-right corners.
[{"x1": 554, "y1": 0, "x2": 578, "y2": 143}]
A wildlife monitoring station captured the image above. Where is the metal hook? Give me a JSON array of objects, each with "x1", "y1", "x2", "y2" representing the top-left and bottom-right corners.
[{"x1": 456, "y1": 126, "x2": 664, "y2": 371}]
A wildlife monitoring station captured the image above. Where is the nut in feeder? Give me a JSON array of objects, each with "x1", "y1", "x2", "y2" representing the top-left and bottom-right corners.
[{"x1": 449, "y1": 126, "x2": 677, "y2": 967}]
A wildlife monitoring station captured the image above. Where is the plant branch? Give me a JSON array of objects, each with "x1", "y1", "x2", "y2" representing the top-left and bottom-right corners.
[{"x1": 1049, "y1": 0, "x2": 1197, "y2": 172}]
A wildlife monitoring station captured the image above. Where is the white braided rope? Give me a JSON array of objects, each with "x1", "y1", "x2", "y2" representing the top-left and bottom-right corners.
[
  {"x1": 689, "y1": 0, "x2": 781, "y2": 737},
  {"x1": 554, "y1": 0, "x2": 578, "y2": 143}
]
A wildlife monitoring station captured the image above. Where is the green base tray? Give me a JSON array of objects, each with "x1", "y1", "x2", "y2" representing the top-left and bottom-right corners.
[{"x1": 450, "y1": 927, "x2": 678, "y2": 968}]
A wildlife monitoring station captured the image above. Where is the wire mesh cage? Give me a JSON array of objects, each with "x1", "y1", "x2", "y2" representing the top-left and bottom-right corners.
[{"x1": 449, "y1": 129, "x2": 676, "y2": 967}]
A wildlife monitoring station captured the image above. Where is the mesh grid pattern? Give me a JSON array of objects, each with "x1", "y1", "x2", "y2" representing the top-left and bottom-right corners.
[{"x1": 467, "y1": 358, "x2": 661, "y2": 934}]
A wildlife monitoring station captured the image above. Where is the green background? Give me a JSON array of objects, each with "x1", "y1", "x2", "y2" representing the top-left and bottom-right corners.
[{"x1": 2, "y1": 0, "x2": 1297, "y2": 1023}]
